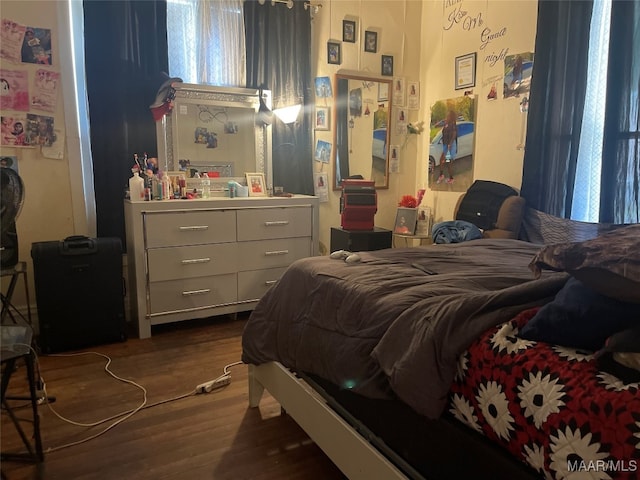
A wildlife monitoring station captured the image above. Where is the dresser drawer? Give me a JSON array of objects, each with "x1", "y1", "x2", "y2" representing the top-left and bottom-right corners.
[
  {"x1": 238, "y1": 267, "x2": 287, "y2": 302},
  {"x1": 149, "y1": 274, "x2": 237, "y2": 314},
  {"x1": 144, "y1": 210, "x2": 236, "y2": 248},
  {"x1": 237, "y1": 207, "x2": 311, "y2": 241},
  {"x1": 147, "y1": 243, "x2": 238, "y2": 282},
  {"x1": 237, "y1": 237, "x2": 311, "y2": 271}
]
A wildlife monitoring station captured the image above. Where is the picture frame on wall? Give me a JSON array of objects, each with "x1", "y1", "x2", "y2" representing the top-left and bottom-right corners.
[
  {"x1": 342, "y1": 20, "x2": 356, "y2": 43},
  {"x1": 246, "y1": 172, "x2": 267, "y2": 197},
  {"x1": 327, "y1": 41, "x2": 342, "y2": 65},
  {"x1": 315, "y1": 106, "x2": 330, "y2": 130},
  {"x1": 455, "y1": 52, "x2": 477, "y2": 90},
  {"x1": 364, "y1": 30, "x2": 377, "y2": 53},
  {"x1": 381, "y1": 55, "x2": 394, "y2": 76}
]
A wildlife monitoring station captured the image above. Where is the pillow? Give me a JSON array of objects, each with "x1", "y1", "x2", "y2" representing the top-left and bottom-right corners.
[
  {"x1": 518, "y1": 277, "x2": 640, "y2": 351},
  {"x1": 595, "y1": 326, "x2": 640, "y2": 383},
  {"x1": 529, "y1": 223, "x2": 640, "y2": 303}
]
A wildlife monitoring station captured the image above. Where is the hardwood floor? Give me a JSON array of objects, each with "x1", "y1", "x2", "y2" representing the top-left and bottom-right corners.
[{"x1": 1, "y1": 315, "x2": 346, "y2": 480}]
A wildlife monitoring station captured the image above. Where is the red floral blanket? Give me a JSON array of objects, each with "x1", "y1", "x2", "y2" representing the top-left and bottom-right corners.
[{"x1": 449, "y1": 308, "x2": 640, "y2": 480}]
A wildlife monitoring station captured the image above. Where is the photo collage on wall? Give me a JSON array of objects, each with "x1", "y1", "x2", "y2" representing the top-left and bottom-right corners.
[{"x1": 1, "y1": 17, "x2": 58, "y2": 149}]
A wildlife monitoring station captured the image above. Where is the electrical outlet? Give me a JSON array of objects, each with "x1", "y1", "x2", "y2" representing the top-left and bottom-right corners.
[{"x1": 196, "y1": 376, "x2": 231, "y2": 394}]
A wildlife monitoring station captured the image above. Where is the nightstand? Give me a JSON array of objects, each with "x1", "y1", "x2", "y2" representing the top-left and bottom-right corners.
[
  {"x1": 392, "y1": 233, "x2": 432, "y2": 248},
  {"x1": 330, "y1": 227, "x2": 392, "y2": 252}
]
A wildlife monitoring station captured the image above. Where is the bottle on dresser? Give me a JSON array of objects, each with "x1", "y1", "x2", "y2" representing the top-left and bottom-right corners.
[{"x1": 129, "y1": 167, "x2": 145, "y2": 202}]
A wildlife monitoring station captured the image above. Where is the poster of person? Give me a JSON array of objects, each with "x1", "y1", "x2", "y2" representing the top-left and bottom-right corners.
[
  {"x1": 0, "y1": 18, "x2": 26, "y2": 63},
  {"x1": 31, "y1": 69, "x2": 59, "y2": 112},
  {"x1": 503, "y1": 52, "x2": 534, "y2": 99},
  {"x1": 1, "y1": 115, "x2": 28, "y2": 146},
  {"x1": 392, "y1": 77, "x2": 405, "y2": 107},
  {"x1": 0, "y1": 69, "x2": 29, "y2": 111},
  {"x1": 313, "y1": 172, "x2": 329, "y2": 203},
  {"x1": 25, "y1": 113, "x2": 55, "y2": 147},
  {"x1": 408, "y1": 81, "x2": 420, "y2": 110},
  {"x1": 21, "y1": 26, "x2": 52, "y2": 65},
  {"x1": 428, "y1": 94, "x2": 476, "y2": 192}
]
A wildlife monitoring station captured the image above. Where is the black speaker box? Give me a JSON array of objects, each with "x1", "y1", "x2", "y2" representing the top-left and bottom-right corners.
[{"x1": 31, "y1": 236, "x2": 127, "y2": 353}]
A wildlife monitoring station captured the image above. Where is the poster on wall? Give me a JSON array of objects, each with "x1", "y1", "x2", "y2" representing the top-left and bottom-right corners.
[
  {"x1": 428, "y1": 95, "x2": 476, "y2": 192},
  {"x1": 1, "y1": 114, "x2": 27, "y2": 146},
  {"x1": 1, "y1": 18, "x2": 26, "y2": 62},
  {"x1": 393, "y1": 77, "x2": 405, "y2": 107},
  {"x1": 503, "y1": 52, "x2": 534, "y2": 99},
  {"x1": 31, "y1": 69, "x2": 60, "y2": 112},
  {"x1": 26, "y1": 113, "x2": 55, "y2": 147},
  {"x1": 21, "y1": 26, "x2": 52, "y2": 65},
  {"x1": 313, "y1": 172, "x2": 329, "y2": 202},
  {"x1": 0, "y1": 69, "x2": 29, "y2": 111},
  {"x1": 314, "y1": 76, "x2": 332, "y2": 99},
  {"x1": 408, "y1": 81, "x2": 420, "y2": 110}
]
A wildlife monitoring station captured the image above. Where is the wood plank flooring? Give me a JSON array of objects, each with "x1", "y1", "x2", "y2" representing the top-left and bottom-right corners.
[{"x1": 1, "y1": 315, "x2": 346, "y2": 480}]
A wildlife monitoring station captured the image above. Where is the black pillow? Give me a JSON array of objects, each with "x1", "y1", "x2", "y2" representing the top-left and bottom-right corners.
[
  {"x1": 595, "y1": 326, "x2": 640, "y2": 383},
  {"x1": 518, "y1": 277, "x2": 640, "y2": 351}
]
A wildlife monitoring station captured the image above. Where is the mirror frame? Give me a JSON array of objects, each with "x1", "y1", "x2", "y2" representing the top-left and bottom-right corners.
[
  {"x1": 333, "y1": 71, "x2": 393, "y2": 190},
  {"x1": 156, "y1": 83, "x2": 273, "y2": 188}
]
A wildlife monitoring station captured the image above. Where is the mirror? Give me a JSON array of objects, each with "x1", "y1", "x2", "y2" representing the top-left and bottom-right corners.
[
  {"x1": 157, "y1": 83, "x2": 272, "y2": 188},
  {"x1": 333, "y1": 72, "x2": 392, "y2": 189}
]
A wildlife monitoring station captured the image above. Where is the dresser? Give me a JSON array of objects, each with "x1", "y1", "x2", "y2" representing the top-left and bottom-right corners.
[{"x1": 124, "y1": 196, "x2": 319, "y2": 338}]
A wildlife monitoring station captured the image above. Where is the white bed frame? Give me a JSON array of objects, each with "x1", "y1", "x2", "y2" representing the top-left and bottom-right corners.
[{"x1": 248, "y1": 362, "x2": 411, "y2": 480}]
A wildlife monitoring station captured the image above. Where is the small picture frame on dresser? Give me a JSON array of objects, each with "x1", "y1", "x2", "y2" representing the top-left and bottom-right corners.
[{"x1": 246, "y1": 172, "x2": 267, "y2": 197}]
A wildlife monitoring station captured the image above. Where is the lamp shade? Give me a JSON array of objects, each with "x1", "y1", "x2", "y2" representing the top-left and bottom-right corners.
[{"x1": 273, "y1": 104, "x2": 302, "y2": 124}]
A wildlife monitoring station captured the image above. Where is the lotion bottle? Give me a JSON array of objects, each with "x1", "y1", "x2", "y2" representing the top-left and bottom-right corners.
[{"x1": 129, "y1": 169, "x2": 144, "y2": 202}]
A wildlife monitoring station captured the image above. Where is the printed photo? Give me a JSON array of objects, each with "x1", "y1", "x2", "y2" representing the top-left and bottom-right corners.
[
  {"x1": 364, "y1": 31, "x2": 377, "y2": 53},
  {"x1": 246, "y1": 172, "x2": 266, "y2": 197},
  {"x1": 428, "y1": 95, "x2": 476, "y2": 192},
  {"x1": 503, "y1": 52, "x2": 534, "y2": 99},
  {"x1": 394, "y1": 207, "x2": 418, "y2": 235},
  {"x1": 343, "y1": 20, "x2": 356, "y2": 43},
  {"x1": 314, "y1": 139, "x2": 332, "y2": 163},
  {"x1": 314, "y1": 76, "x2": 333, "y2": 98}
]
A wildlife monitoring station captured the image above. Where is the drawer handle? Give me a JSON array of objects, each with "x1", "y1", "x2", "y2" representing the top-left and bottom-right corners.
[
  {"x1": 264, "y1": 250, "x2": 289, "y2": 256},
  {"x1": 264, "y1": 280, "x2": 278, "y2": 286},
  {"x1": 181, "y1": 257, "x2": 211, "y2": 265},
  {"x1": 179, "y1": 225, "x2": 209, "y2": 231},
  {"x1": 264, "y1": 220, "x2": 290, "y2": 226},
  {"x1": 182, "y1": 289, "x2": 211, "y2": 296}
]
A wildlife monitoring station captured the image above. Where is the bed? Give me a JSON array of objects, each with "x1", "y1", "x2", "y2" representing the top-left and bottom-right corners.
[{"x1": 242, "y1": 227, "x2": 640, "y2": 479}]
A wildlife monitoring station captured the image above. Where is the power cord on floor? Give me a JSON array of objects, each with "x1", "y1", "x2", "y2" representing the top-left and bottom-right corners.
[{"x1": 10, "y1": 344, "x2": 244, "y2": 453}]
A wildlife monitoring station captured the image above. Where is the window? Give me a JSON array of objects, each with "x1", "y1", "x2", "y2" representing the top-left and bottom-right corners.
[
  {"x1": 167, "y1": 0, "x2": 245, "y2": 86},
  {"x1": 571, "y1": 0, "x2": 611, "y2": 222}
]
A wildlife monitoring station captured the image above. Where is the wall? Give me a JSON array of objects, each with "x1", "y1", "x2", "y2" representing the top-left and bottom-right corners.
[
  {"x1": 311, "y1": 0, "x2": 425, "y2": 252},
  {"x1": 312, "y1": 0, "x2": 538, "y2": 250}
]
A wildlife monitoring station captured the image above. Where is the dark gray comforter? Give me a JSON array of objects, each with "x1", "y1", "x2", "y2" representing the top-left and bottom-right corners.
[{"x1": 241, "y1": 239, "x2": 568, "y2": 419}]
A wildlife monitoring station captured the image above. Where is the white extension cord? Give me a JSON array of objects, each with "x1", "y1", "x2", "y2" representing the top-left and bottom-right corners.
[{"x1": 196, "y1": 374, "x2": 231, "y2": 394}]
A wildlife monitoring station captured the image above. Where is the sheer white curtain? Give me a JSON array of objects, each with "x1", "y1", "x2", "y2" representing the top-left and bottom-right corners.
[
  {"x1": 571, "y1": 0, "x2": 611, "y2": 221},
  {"x1": 167, "y1": 0, "x2": 246, "y2": 87}
]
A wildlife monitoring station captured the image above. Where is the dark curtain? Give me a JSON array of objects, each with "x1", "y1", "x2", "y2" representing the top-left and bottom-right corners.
[
  {"x1": 600, "y1": 0, "x2": 640, "y2": 223},
  {"x1": 520, "y1": 0, "x2": 593, "y2": 218},
  {"x1": 83, "y1": 1, "x2": 168, "y2": 247},
  {"x1": 244, "y1": 0, "x2": 313, "y2": 195},
  {"x1": 521, "y1": 0, "x2": 640, "y2": 223}
]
